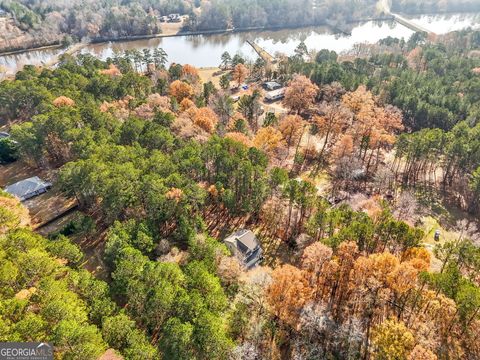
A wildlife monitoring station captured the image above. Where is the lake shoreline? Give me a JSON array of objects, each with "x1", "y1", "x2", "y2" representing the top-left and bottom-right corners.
[
  {"x1": 2, "y1": 12, "x2": 479, "y2": 75},
  {"x1": 0, "y1": 43, "x2": 62, "y2": 57},
  {"x1": 0, "y1": 16, "x2": 395, "y2": 59},
  {"x1": 1, "y1": 10, "x2": 479, "y2": 59}
]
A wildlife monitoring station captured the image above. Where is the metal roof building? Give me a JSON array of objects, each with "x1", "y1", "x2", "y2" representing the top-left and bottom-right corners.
[
  {"x1": 263, "y1": 81, "x2": 282, "y2": 91},
  {"x1": 4, "y1": 176, "x2": 52, "y2": 201},
  {"x1": 264, "y1": 88, "x2": 285, "y2": 102},
  {"x1": 224, "y1": 229, "x2": 263, "y2": 269}
]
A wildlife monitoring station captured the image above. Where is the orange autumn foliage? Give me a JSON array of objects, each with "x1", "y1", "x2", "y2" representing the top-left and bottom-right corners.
[
  {"x1": 266, "y1": 265, "x2": 312, "y2": 326},
  {"x1": 182, "y1": 64, "x2": 200, "y2": 83},
  {"x1": 166, "y1": 188, "x2": 183, "y2": 203},
  {"x1": 353, "y1": 252, "x2": 400, "y2": 289},
  {"x1": 341, "y1": 87, "x2": 403, "y2": 148},
  {"x1": 402, "y1": 247, "x2": 431, "y2": 271},
  {"x1": 53, "y1": 96, "x2": 75, "y2": 108},
  {"x1": 180, "y1": 98, "x2": 196, "y2": 112},
  {"x1": 387, "y1": 261, "x2": 419, "y2": 294},
  {"x1": 408, "y1": 345, "x2": 438, "y2": 360},
  {"x1": 193, "y1": 107, "x2": 219, "y2": 134},
  {"x1": 253, "y1": 126, "x2": 284, "y2": 154},
  {"x1": 332, "y1": 134, "x2": 354, "y2": 159},
  {"x1": 278, "y1": 115, "x2": 305, "y2": 148},
  {"x1": 99, "y1": 96, "x2": 133, "y2": 113},
  {"x1": 283, "y1": 74, "x2": 318, "y2": 113},
  {"x1": 342, "y1": 85, "x2": 375, "y2": 115},
  {"x1": 232, "y1": 64, "x2": 249, "y2": 86},
  {"x1": 225, "y1": 132, "x2": 252, "y2": 147},
  {"x1": 208, "y1": 184, "x2": 219, "y2": 198},
  {"x1": 314, "y1": 102, "x2": 352, "y2": 156},
  {"x1": 100, "y1": 64, "x2": 122, "y2": 77},
  {"x1": 170, "y1": 80, "x2": 194, "y2": 102},
  {"x1": 334, "y1": 86, "x2": 404, "y2": 169}
]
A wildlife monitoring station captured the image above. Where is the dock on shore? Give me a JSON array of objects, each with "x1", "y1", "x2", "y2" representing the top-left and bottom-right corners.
[{"x1": 246, "y1": 40, "x2": 276, "y2": 64}]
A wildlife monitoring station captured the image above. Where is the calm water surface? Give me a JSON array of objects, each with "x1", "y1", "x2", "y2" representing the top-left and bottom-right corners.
[{"x1": 1, "y1": 13, "x2": 479, "y2": 75}]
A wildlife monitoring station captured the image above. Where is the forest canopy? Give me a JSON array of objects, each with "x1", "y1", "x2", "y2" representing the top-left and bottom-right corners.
[{"x1": 0, "y1": 20, "x2": 480, "y2": 360}]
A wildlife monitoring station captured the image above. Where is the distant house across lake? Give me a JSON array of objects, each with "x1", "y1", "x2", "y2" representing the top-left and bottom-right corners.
[
  {"x1": 223, "y1": 229, "x2": 263, "y2": 269},
  {"x1": 4, "y1": 176, "x2": 52, "y2": 201},
  {"x1": 159, "y1": 14, "x2": 181, "y2": 22}
]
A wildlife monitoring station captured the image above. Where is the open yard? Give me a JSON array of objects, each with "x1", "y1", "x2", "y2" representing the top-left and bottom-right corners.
[
  {"x1": 23, "y1": 190, "x2": 77, "y2": 229},
  {"x1": 198, "y1": 67, "x2": 224, "y2": 88},
  {"x1": 1, "y1": 160, "x2": 78, "y2": 229},
  {"x1": 0, "y1": 160, "x2": 46, "y2": 187},
  {"x1": 36, "y1": 209, "x2": 82, "y2": 237},
  {"x1": 160, "y1": 18, "x2": 185, "y2": 36}
]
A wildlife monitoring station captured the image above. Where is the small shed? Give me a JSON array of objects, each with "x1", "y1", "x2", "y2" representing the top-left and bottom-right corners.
[
  {"x1": 224, "y1": 229, "x2": 263, "y2": 269},
  {"x1": 4, "y1": 176, "x2": 52, "y2": 201}
]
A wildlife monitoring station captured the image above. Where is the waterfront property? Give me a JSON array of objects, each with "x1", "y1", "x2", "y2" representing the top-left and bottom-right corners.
[
  {"x1": 265, "y1": 88, "x2": 285, "y2": 102},
  {"x1": 223, "y1": 229, "x2": 263, "y2": 269},
  {"x1": 263, "y1": 81, "x2": 282, "y2": 91},
  {"x1": 168, "y1": 14, "x2": 181, "y2": 23}
]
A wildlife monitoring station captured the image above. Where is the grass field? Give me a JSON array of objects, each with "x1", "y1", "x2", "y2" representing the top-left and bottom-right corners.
[{"x1": 198, "y1": 67, "x2": 224, "y2": 88}]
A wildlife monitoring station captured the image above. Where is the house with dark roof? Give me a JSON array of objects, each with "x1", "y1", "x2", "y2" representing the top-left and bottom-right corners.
[
  {"x1": 223, "y1": 229, "x2": 263, "y2": 269},
  {"x1": 263, "y1": 81, "x2": 282, "y2": 91},
  {"x1": 4, "y1": 176, "x2": 52, "y2": 201}
]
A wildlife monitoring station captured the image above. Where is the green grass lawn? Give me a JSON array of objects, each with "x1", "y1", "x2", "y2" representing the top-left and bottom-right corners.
[
  {"x1": 419, "y1": 215, "x2": 460, "y2": 272},
  {"x1": 300, "y1": 170, "x2": 331, "y2": 195}
]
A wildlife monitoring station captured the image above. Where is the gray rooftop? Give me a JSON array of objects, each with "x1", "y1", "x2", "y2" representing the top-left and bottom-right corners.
[
  {"x1": 4, "y1": 176, "x2": 52, "y2": 201},
  {"x1": 265, "y1": 81, "x2": 281, "y2": 86},
  {"x1": 237, "y1": 229, "x2": 258, "y2": 250},
  {"x1": 224, "y1": 229, "x2": 263, "y2": 269},
  {"x1": 265, "y1": 88, "x2": 285, "y2": 97}
]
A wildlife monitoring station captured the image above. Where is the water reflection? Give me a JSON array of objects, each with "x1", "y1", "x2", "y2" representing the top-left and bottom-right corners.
[
  {"x1": 405, "y1": 13, "x2": 480, "y2": 34},
  {"x1": 1, "y1": 13, "x2": 479, "y2": 75},
  {"x1": 80, "y1": 20, "x2": 414, "y2": 67}
]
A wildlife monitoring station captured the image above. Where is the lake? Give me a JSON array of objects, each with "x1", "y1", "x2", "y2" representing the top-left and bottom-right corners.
[{"x1": 1, "y1": 13, "x2": 479, "y2": 75}]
